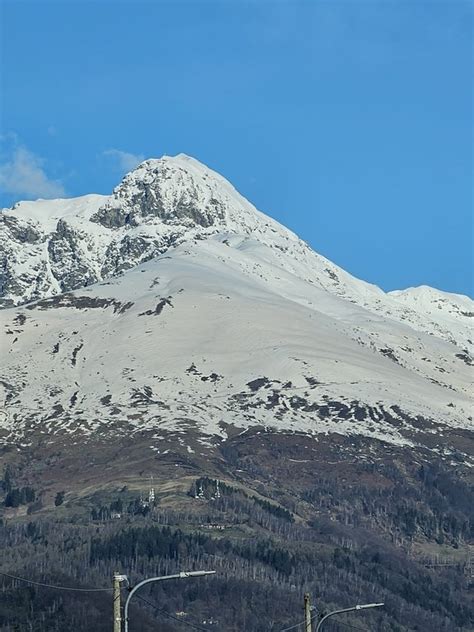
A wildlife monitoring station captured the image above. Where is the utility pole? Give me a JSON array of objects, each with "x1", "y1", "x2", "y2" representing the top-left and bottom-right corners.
[
  {"x1": 304, "y1": 593, "x2": 313, "y2": 632},
  {"x1": 113, "y1": 572, "x2": 127, "y2": 632}
]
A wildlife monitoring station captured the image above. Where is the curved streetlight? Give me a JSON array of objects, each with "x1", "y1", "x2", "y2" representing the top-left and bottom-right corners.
[
  {"x1": 124, "y1": 570, "x2": 216, "y2": 632},
  {"x1": 315, "y1": 602, "x2": 384, "y2": 631}
]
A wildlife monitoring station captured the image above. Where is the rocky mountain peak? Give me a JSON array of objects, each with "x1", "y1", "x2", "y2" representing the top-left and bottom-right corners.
[
  {"x1": 90, "y1": 154, "x2": 261, "y2": 232},
  {"x1": 0, "y1": 155, "x2": 296, "y2": 308}
]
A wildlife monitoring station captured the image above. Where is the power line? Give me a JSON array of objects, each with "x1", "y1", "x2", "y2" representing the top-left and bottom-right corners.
[
  {"x1": 278, "y1": 615, "x2": 369, "y2": 632},
  {"x1": 134, "y1": 593, "x2": 209, "y2": 631},
  {"x1": 278, "y1": 618, "x2": 307, "y2": 631},
  {"x1": 336, "y1": 621, "x2": 370, "y2": 631},
  {"x1": 0, "y1": 571, "x2": 111, "y2": 592}
]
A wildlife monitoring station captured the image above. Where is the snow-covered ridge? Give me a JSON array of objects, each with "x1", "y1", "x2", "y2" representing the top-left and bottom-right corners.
[
  {"x1": 9, "y1": 194, "x2": 110, "y2": 231},
  {"x1": 389, "y1": 285, "x2": 474, "y2": 327},
  {"x1": 1, "y1": 154, "x2": 473, "y2": 351}
]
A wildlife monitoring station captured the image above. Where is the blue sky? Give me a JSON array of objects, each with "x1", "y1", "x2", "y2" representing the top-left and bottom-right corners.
[{"x1": 0, "y1": 0, "x2": 472, "y2": 295}]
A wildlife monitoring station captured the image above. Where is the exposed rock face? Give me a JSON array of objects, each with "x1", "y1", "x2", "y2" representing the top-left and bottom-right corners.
[
  {"x1": 91, "y1": 160, "x2": 226, "y2": 229},
  {"x1": 2, "y1": 214, "x2": 41, "y2": 243},
  {"x1": 47, "y1": 219, "x2": 100, "y2": 291}
]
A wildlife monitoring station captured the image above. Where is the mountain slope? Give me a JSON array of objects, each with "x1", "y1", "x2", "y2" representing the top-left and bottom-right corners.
[{"x1": 0, "y1": 153, "x2": 472, "y2": 458}]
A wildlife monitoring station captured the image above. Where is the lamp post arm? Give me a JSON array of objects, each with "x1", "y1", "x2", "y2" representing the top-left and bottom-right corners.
[
  {"x1": 315, "y1": 603, "x2": 384, "y2": 631},
  {"x1": 124, "y1": 571, "x2": 215, "y2": 632}
]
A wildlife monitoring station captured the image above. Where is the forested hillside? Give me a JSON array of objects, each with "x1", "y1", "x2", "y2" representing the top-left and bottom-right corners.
[{"x1": 0, "y1": 434, "x2": 472, "y2": 631}]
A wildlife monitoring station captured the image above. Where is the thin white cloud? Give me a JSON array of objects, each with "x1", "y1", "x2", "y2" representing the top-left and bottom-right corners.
[
  {"x1": 103, "y1": 148, "x2": 145, "y2": 173},
  {"x1": 0, "y1": 145, "x2": 65, "y2": 199}
]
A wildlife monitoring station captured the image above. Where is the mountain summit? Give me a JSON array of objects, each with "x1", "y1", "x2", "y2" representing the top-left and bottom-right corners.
[{"x1": 1, "y1": 154, "x2": 303, "y2": 308}]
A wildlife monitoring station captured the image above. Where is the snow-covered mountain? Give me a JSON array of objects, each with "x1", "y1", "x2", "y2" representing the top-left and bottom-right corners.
[{"x1": 0, "y1": 154, "x2": 472, "y2": 459}]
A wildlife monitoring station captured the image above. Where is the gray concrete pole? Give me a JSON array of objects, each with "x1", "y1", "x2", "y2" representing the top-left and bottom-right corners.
[
  {"x1": 304, "y1": 593, "x2": 312, "y2": 632},
  {"x1": 113, "y1": 572, "x2": 123, "y2": 632}
]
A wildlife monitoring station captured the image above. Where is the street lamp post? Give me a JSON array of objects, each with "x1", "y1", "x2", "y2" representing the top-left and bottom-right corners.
[
  {"x1": 124, "y1": 570, "x2": 216, "y2": 632},
  {"x1": 315, "y1": 602, "x2": 384, "y2": 631}
]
